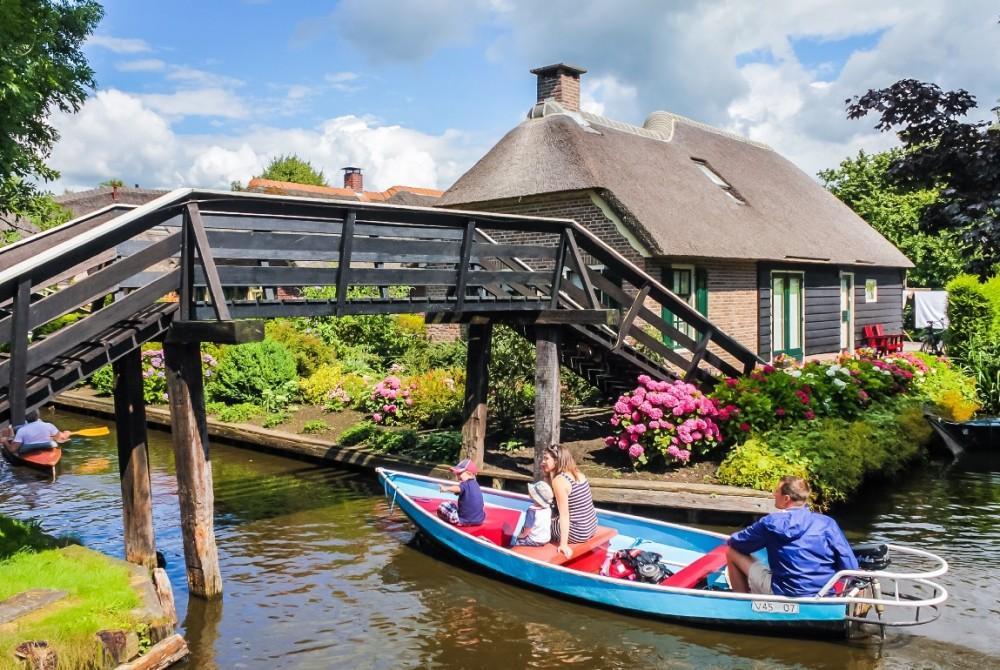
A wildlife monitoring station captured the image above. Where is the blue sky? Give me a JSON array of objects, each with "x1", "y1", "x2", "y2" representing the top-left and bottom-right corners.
[{"x1": 49, "y1": 0, "x2": 999, "y2": 193}]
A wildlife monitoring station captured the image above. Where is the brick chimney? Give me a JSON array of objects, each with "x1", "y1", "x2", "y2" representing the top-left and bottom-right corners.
[
  {"x1": 342, "y1": 166, "x2": 363, "y2": 192},
  {"x1": 530, "y1": 63, "x2": 587, "y2": 112}
]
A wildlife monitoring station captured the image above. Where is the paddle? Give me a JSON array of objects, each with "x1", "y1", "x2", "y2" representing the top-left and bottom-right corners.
[{"x1": 68, "y1": 427, "x2": 110, "y2": 438}]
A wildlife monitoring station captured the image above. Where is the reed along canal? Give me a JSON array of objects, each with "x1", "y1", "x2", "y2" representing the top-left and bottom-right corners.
[{"x1": 1, "y1": 411, "x2": 997, "y2": 669}]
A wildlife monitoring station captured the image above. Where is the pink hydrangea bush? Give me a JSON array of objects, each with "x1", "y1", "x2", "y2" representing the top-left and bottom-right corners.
[
  {"x1": 605, "y1": 375, "x2": 722, "y2": 468},
  {"x1": 363, "y1": 375, "x2": 413, "y2": 425}
]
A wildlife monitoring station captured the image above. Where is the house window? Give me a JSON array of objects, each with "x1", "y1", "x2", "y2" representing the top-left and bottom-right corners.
[
  {"x1": 563, "y1": 265, "x2": 621, "y2": 309},
  {"x1": 691, "y1": 159, "x2": 745, "y2": 204},
  {"x1": 865, "y1": 279, "x2": 878, "y2": 303}
]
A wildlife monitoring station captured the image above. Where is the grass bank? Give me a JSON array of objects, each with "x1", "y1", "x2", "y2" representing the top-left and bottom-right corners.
[{"x1": 0, "y1": 516, "x2": 143, "y2": 669}]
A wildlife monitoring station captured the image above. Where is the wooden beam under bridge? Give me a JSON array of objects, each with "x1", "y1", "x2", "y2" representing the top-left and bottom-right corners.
[{"x1": 426, "y1": 308, "x2": 616, "y2": 326}]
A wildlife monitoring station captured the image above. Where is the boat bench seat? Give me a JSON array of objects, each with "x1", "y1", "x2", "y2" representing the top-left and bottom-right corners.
[
  {"x1": 661, "y1": 544, "x2": 728, "y2": 588},
  {"x1": 411, "y1": 497, "x2": 522, "y2": 546},
  {"x1": 511, "y1": 526, "x2": 618, "y2": 566}
]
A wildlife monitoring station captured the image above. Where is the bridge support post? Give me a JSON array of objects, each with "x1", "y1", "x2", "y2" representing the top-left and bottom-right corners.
[
  {"x1": 461, "y1": 322, "x2": 493, "y2": 470},
  {"x1": 164, "y1": 341, "x2": 222, "y2": 599},
  {"x1": 533, "y1": 326, "x2": 561, "y2": 479},
  {"x1": 113, "y1": 347, "x2": 157, "y2": 569}
]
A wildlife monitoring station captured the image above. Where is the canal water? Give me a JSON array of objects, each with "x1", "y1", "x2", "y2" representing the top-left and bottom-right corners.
[{"x1": 1, "y1": 410, "x2": 997, "y2": 669}]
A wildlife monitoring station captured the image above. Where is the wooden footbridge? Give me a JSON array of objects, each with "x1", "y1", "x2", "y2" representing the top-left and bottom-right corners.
[{"x1": 0, "y1": 189, "x2": 759, "y2": 598}]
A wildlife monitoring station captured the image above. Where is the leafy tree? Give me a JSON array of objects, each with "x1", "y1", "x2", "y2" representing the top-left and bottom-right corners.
[
  {"x1": 256, "y1": 154, "x2": 327, "y2": 186},
  {"x1": 846, "y1": 79, "x2": 1000, "y2": 277},
  {"x1": 98, "y1": 178, "x2": 125, "y2": 188},
  {"x1": 0, "y1": 0, "x2": 103, "y2": 216},
  {"x1": 819, "y1": 149, "x2": 964, "y2": 287}
]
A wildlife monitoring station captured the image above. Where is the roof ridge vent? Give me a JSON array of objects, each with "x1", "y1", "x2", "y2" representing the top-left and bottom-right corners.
[{"x1": 642, "y1": 111, "x2": 676, "y2": 140}]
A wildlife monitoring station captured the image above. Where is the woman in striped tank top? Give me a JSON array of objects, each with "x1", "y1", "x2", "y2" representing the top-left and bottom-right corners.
[{"x1": 542, "y1": 445, "x2": 598, "y2": 559}]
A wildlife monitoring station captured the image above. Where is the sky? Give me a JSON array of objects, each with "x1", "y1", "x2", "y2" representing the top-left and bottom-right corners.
[{"x1": 46, "y1": 0, "x2": 999, "y2": 194}]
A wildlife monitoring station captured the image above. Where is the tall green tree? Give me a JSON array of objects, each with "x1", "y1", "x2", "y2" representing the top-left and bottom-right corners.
[
  {"x1": 0, "y1": 0, "x2": 103, "y2": 224},
  {"x1": 255, "y1": 154, "x2": 327, "y2": 186},
  {"x1": 819, "y1": 149, "x2": 965, "y2": 287},
  {"x1": 845, "y1": 79, "x2": 1000, "y2": 277}
]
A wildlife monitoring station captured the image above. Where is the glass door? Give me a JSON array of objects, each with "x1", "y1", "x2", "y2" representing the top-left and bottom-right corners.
[
  {"x1": 840, "y1": 272, "x2": 854, "y2": 352},
  {"x1": 771, "y1": 272, "x2": 804, "y2": 360}
]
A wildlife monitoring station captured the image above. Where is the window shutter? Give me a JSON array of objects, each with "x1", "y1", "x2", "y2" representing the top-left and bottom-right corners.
[
  {"x1": 695, "y1": 268, "x2": 708, "y2": 316},
  {"x1": 661, "y1": 266, "x2": 674, "y2": 347}
]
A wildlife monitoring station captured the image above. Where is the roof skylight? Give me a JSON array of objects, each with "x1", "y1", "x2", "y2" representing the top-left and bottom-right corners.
[{"x1": 691, "y1": 159, "x2": 745, "y2": 204}]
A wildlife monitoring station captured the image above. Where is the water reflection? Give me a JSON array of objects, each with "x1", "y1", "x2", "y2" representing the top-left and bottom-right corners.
[{"x1": 0, "y1": 411, "x2": 997, "y2": 669}]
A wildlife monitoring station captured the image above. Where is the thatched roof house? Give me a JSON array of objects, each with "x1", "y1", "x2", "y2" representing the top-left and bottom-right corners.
[{"x1": 439, "y1": 63, "x2": 912, "y2": 361}]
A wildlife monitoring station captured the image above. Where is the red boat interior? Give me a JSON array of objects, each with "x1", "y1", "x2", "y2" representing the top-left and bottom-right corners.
[{"x1": 411, "y1": 497, "x2": 729, "y2": 589}]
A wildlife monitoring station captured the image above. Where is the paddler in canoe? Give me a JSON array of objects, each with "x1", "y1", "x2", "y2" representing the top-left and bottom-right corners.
[{"x1": 1, "y1": 409, "x2": 72, "y2": 468}]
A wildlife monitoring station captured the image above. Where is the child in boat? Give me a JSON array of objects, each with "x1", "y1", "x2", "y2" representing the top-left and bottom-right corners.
[
  {"x1": 437, "y1": 459, "x2": 485, "y2": 526},
  {"x1": 512, "y1": 481, "x2": 553, "y2": 547}
]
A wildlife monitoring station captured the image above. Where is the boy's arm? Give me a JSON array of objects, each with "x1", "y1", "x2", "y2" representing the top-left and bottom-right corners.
[{"x1": 438, "y1": 484, "x2": 461, "y2": 494}]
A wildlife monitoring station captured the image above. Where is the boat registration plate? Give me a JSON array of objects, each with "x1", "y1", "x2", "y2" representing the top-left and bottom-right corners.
[{"x1": 751, "y1": 600, "x2": 799, "y2": 614}]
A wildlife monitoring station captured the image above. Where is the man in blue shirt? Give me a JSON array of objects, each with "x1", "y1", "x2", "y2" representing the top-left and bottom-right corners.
[{"x1": 726, "y1": 475, "x2": 858, "y2": 598}]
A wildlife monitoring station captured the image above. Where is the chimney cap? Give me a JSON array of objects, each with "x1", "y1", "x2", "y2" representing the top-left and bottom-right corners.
[
  {"x1": 342, "y1": 166, "x2": 362, "y2": 173},
  {"x1": 530, "y1": 63, "x2": 587, "y2": 77}
]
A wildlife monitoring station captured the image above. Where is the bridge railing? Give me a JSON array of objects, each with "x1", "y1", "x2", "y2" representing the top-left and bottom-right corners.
[{"x1": 0, "y1": 189, "x2": 760, "y2": 424}]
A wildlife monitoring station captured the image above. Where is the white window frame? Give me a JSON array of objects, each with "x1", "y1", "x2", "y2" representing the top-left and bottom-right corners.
[{"x1": 769, "y1": 269, "x2": 806, "y2": 361}]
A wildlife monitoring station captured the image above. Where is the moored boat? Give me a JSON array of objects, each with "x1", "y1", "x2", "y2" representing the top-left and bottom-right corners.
[
  {"x1": 1, "y1": 441, "x2": 61, "y2": 477},
  {"x1": 925, "y1": 409, "x2": 999, "y2": 457},
  {"x1": 379, "y1": 468, "x2": 948, "y2": 637}
]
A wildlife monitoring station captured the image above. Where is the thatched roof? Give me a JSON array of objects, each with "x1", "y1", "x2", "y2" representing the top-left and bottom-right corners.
[
  {"x1": 247, "y1": 179, "x2": 443, "y2": 206},
  {"x1": 439, "y1": 102, "x2": 912, "y2": 268}
]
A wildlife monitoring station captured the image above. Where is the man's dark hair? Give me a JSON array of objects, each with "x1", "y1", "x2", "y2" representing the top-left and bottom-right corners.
[
  {"x1": 778, "y1": 475, "x2": 810, "y2": 502},
  {"x1": 25, "y1": 409, "x2": 40, "y2": 423}
]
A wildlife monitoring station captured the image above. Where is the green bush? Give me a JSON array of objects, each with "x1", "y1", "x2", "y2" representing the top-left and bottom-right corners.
[
  {"x1": 339, "y1": 421, "x2": 379, "y2": 446},
  {"x1": 262, "y1": 411, "x2": 289, "y2": 429},
  {"x1": 301, "y1": 419, "x2": 329, "y2": 434},
  {"x1": 90, "y1": 364, "x2": 114, "y2": 395},
  {"x1": 369, "y1": 427, "x2": 418, "y2": 454},
  {"x1": 716, "y1": 438, "x2": 809, "y2": 492},
  {"x1": 718, "y1": 398, "x2": 933, "y2": 506},
  {"x1": 208, "y1": 339, "x2": 298, "y2": 406},
  {"x1": 964, "y1": 333, "x2": 1000, "y2": 414},
  {"x1": 399, "y1": 339, "x2": 467, "y2": 373},
  {"x1": 265, "y1": 319, "x2": 334, "y2": 376},
  {"x1": 213, "y1": 403, "x2": 264, "y2": 423},
  {"x1": 299, "y1": 364, "x2": 371, "y2": 410},
  {"x1": 412, "y1": 431, "x2": 463, "y2": 463},
  {"x1": 407, "y1": 368, "x2": 464, "y2": 429},
  {"x1": 946, "y1": 274, "x2": 995, "y2": 360},
  {"x1": 489, "y1": 325, "x2": 536, "y2": 431}
]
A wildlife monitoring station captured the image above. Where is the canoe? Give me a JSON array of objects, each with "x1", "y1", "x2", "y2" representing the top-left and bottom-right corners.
[
  {"x1": 1, "y1": 441, "x2": 61, "y2": 477},
  {"x1": 379, "y1": 468, "x2": 948, "y2": 637}
]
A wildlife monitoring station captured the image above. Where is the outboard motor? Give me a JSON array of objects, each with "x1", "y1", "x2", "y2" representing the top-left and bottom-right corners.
[{"x1": 853, "y1": 543, "x2": 890, "y2": 571}]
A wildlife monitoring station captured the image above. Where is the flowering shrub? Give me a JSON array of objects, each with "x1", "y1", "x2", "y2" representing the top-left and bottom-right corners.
[
  {"x1": 605, "y1": 375, "x2": 721, "y2": 467},
  {"x1": 362, "y1": 375, "x2": 414, "y2": 425},
  {"x1": 90, "y1": 348, "x2": 217, "y2": 405},
  {"x1": 710, "y1": 353, "x2": 926, "y2": 441},
  {"x1": 406, "y1": 368, "x2": 464, "y2": 429},
  {"x1": 299, "y1": 364, "x2": 371, "y2": 411}
]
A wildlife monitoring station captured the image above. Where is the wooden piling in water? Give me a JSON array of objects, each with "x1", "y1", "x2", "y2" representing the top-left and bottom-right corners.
[
  {"x1": 112, "y1": 347, "x2": 157, "y2": 569},
  {"x1": 461, "y1": 321, "x2": 493, "y2": 469},
  {"x1": 163, "y1": 341, "x2": 222, "y2": 599},
  {"x1": 533, "y1": 326, "x2": 561, "y2": 479}
]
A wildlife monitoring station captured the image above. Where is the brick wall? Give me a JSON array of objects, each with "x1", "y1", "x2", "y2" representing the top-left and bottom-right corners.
[{"x1": 704, "y1": 259, "x2": 758, "y2": 352}]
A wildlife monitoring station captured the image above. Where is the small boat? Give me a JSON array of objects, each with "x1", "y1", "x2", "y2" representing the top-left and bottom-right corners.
[
  {"x1": 1, "y1": 441, "x2": 61, "y2": 477},
  {"x1": 925, "y1": 409, "x2": 1000, "y2": 457},
  {"x1": 379, "y1": 468, "x2": 948, "y2": 637}
]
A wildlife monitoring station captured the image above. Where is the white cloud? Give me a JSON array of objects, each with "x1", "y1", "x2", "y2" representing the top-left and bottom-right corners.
[
  {"x1": 116, "y1": 59, "x2": 166, "y2": 72},
  {"x1": 87, "y1": 35, "x2": 152, "y2": 54},
  {"x1": 165, "y1": 66, "x2": 244, "y2": 89},
  {"x1": 47, "y1": 90, "x2": 481, "y2": 193},
  {"x1": 485, "y1": 0, "x2": 1000, "y2": 175},
  {"x1": 581, "y1": 75, "x2": 639, "y2": 120},
  {"x1": 324, "y1": 71, "x2": 362, "y2": 93},
  {"x1": 138, "y1": 88, "x2": 250, "y2": 120}
]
